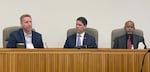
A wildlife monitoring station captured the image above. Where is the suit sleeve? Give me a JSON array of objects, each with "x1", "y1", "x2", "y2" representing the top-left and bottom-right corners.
[
  {"x1": 113, "y1": 38, "x2": 119, "y2": 49},
  {"x1": 92, "y1": 43, "x2": 97, "y2": 48},
  {"x1": 136, "y1": 36, "x2": 147, "y2": 49},
  {"x1": 33, "y1": 33, "x2": 44, "y2": 48},
  {"x1": 91, "y1": 38, "x2": 97, "y2": 48},
  {"x1": 64, "y1": 38, "x2": 69, "y2": 48},
  {"x1": 87, "y1": 36, "x2": 97, "y2": 48},
  {"x1": 7, "y1": 33, "x2": 17, "y2": 48},
  {"x1": 39, "y1": 35, "x2": 44, "y2": 48}
]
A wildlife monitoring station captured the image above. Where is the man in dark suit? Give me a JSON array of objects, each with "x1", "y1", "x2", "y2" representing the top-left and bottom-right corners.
[
  {"x1": 64, "y1": 17, "x2": 97, "y2": 48},
  {"x1": 113, "y1": 20, "x2": 146, "y2": 49},
  {"x1": 7, "y1": 14, "x2": 44, "y2": 48}
]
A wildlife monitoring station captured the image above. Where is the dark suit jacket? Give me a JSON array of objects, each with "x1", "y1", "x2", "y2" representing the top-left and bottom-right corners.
[
  {"x1": 113, "y1": 34, "x2": 146, "y2": 49},
  {"x1": 64, "y1": 33, "x2": 97, "y2": 48},
  {"x1": 7, "y1": 29, "x2": 44, "y2": 48}
]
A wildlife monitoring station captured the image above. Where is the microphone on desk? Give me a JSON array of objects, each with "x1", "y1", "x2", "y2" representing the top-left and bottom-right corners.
[
  {"x1": 140, "y1": 49, "x2": 150, "y2": 72},
  {"x1": 76, "y1": 45, "x2": 88, "y2": 49}
]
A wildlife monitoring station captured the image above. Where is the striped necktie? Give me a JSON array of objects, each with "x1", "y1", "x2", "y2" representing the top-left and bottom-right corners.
[{"x1": 76, "y1": 35, "x2": 81, "y2": 47}]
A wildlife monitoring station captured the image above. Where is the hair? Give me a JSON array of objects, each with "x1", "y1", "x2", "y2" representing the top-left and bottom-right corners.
[
  {"x1": 20, "y1": 14, "x2": 31, "y2": 22},
  {"x1": 124, "y1": 20, "x2": 135, "y2": 29},
  {"x1": 76, "y1": 17, "x2": 87, "y2": 26}
]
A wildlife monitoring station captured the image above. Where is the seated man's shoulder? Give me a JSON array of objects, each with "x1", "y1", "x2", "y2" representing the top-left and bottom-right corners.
[
  {"x1": 133, "y1": 34, "x2": 144, "y2": 39},
  {"x1": 86, "y1": 33, "x2": 94, "y2": 38},
  {"x1": 85, "y1": 33, "x2": 96, "y2": 40},
  {"x1": 134, "y1": 34, "x2": 143, "y2": 37},
  {"x1": 32, "y1": 31, "x2": 42, "y2": 36}
]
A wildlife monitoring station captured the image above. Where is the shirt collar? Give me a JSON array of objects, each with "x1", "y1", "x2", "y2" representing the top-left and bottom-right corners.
[
  {"x1": 23, "y1": 30, "x2": 32, "y2": 37},
  {"x1": 77, "y1": 32, "x2": 85, "y2": 37}
]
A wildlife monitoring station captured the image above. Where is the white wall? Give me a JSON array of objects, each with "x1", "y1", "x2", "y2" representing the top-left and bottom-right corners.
[{"x1": 0, "y1": 0, "x2": 150, "y2": 48}]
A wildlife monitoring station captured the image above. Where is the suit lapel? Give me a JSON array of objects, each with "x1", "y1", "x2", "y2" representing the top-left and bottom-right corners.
[
  {"x1": 132, "y1": 34, "x2": 138, "y2": 49},
  {"x1": 72, "y1": 34, "x2": 76, "y2": 47},
  {"x1": 122, "y1": 35, "x2": 127, "y2": 49},
  {"x1": 19, "y1": 29, "x2": 26, "y2": 47},
  {"x1": 83, "y1": 33, "x2": 87, "y2": 46},
  {"x1": 32, "y1": 31, "x2": 36, "y2": 47}
]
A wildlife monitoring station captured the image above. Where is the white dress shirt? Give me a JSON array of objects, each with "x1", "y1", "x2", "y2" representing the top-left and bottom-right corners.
[
  {"x1": 76, "y1": 32, "x2": 85, "y2": 46},
  {"x1": 24, "y1": 31, "x2": 34, "y2": 49}
]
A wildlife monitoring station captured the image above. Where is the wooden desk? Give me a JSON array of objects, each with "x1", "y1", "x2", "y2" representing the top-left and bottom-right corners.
[{"x1": 0, "y1": 48, "x2": 149, "y2": 72}]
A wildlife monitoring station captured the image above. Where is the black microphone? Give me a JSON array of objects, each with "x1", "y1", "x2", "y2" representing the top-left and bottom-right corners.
[
  {"x1": 76, "y1": 45, "x2": 87, "y2": 49},
  {"x1": 140, "y1": 49, "x2": 150, "y2": 72}
]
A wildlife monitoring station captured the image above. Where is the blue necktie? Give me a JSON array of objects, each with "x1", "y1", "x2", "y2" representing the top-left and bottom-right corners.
[{"x1": 76, "y1": 35, "x2": 81, "y2": 47}]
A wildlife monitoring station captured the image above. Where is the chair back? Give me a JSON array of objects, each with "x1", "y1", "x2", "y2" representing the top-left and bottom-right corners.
[{"x1": 111, "y1": 28, "x2": 143, "y2": 48}]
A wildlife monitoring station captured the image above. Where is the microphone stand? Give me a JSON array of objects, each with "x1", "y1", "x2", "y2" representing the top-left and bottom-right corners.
[{"x1": 140, "y1": 49, "x2": 150, "y2": 72}]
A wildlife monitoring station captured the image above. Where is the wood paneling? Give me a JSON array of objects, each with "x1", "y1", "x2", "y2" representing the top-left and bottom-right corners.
[
  {"x1": 10, "y1": 53, "x2": 46, "y2": 72},
  {"x1": 0, "y1": 48, "x2": 149, "y2": 72},
  {"x1": 0, "y1": 53, "x2": 9, "y2": 72}
]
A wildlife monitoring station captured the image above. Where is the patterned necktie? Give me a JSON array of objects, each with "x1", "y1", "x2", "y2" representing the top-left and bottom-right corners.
[
  {"x1": 76, "y1": 35, "x2": 81, "y2": 47},
  {"x1": 127, "y1": 35, "x2": 132, "y2": 49}
]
